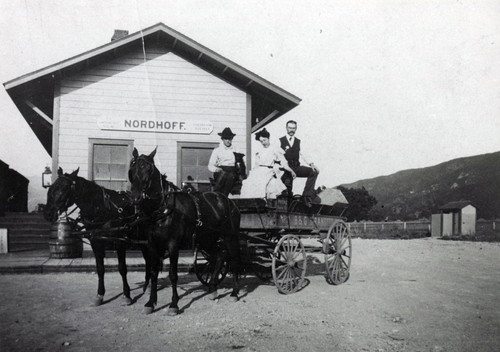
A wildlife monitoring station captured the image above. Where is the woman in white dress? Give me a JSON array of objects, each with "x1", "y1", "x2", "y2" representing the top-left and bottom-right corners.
[{"x1": 240, "y1": 128, "x2": 296, "y2": 199}]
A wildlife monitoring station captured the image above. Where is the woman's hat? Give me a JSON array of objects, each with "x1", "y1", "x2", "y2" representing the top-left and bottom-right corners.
[
  {"x1": 255, "y1": 128, "x2": 270, "y2": 140},
  {"x1": 218, "y1": 127, "x2": 236, "y2": 139}
]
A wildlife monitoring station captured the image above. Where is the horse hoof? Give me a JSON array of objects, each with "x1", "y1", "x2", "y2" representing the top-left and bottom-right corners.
[
  {"x1": 93, "y1": 295, "x2": 104, "y2": 306},
  {"x1": 208, "y1": 291, "x2": 218, "y2": 301},
  {"x1": 167, "y1": 307, "x2": 179, "y2": 316},
  {"x1": 143, "y1": 306, "x2": 154, "y2": 315},
  {"x1": 229, "y1": 295, "x2": 239, "y2": 302},
  {"x1": 123, "y1": 296, "x2": 133, "y2": 305}
]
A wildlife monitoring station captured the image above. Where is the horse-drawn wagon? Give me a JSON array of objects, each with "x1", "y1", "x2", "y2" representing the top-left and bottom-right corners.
[
  {"x1": 45, "y1": 150, "x2": 351, "y2": 314},
  {"x1": 194, "y1": 192, "x2": 352, "y2": 294}
]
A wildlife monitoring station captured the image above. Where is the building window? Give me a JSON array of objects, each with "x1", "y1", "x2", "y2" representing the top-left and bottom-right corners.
[
  {"x1": 89, "y1": 139, "x2": 133, "y2": 191},
  {"x1": 177, "y1": 142, "x2": 218, "y2": 192}
]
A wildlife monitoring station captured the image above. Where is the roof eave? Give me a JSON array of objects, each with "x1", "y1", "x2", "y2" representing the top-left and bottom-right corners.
[{"x1": 4, "y1": 22, "x2": 301, "y2": 106}]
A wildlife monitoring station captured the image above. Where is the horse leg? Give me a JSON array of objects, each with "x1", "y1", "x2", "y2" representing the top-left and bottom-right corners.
[
  {"x1": 117, "y1": 244, "x2": 132, "y2": 305},
  {"x1": 208, "y1": 248, "x2": 225, "y2": 301},
  {"x1": 167, "y1": 241, "x2": 180, "y2": 316},
  {"x1": 226, "y1": 235, "x2": 241, "y2": 301},
  {"x1": 91, "y1": 240, "x2": 106, "y2": 306},
  {"x1": 144, "y1": 251, "x2": 160, "y2": 315},
  {"x1": 141, "y1": 245, "x2": 151, "y2": 293}
]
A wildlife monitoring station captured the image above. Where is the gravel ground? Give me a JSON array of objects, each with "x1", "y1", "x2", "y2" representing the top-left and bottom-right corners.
[{"x1": 0, "y1": 238, "x2": 499, "y2": 352}]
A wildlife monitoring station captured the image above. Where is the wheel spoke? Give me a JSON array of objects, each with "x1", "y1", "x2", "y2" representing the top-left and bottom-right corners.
[
  {"x1": 276, "y1": 265, "x2": 289, "y2": 281},
  {"x1": 336, "y1": 237, "x2": 346, "y2": 250},
  {"x1": 324, "y1": 222, "x2": 351, "y2": 285},
  {"x1": 291, "y1": 250, "x2": 302, "y2": 262},
  {"x1": 340, "y1": 256, "x2": 349, "y2": 269},
  {"x1": 291, "y1": 265, "x2": 303, "y2": 278},
  {"x1": 275, "y1": 256, "x2": 287, "y2": 264},
  {"x1": 272, "y1": 235, "x2": 306, "y2": 294},
  {"x1": 281, "y1": 245, "x2": 291, "y2": 261}
]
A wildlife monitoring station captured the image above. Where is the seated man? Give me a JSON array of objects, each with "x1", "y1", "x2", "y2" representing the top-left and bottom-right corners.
[
  {"x1": 208, "y1": 127, "x2": 239, "y2": 196},
  {"x1": 279, "y1": 120, "x2": 320, "y2": 206}
]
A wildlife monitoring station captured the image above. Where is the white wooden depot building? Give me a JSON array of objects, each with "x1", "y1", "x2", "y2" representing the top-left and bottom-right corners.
[{"x1": 4, "y1": 23, "x2": 300, "y2": 191}]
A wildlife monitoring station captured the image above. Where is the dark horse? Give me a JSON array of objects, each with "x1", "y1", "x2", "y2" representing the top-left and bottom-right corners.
[
  {"x1": 128, "y1": 148, "x2": 242, "y2": 315},
  {"x1": 44, "y1": 167, "x2": 149, "y2": 306}
]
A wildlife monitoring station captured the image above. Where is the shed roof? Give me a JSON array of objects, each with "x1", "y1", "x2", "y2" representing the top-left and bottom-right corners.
[
  {"x1": 439, "y1": 200, "x2": 474, "y2": 211},
  {"x1": 3, "y1": 23, "x2": 301, "y2": 155}
]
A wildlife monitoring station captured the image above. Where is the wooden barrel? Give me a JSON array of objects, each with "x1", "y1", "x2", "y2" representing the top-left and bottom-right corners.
[{"x1": 49, "y1": 220, "x2": 83, "y2": 259}]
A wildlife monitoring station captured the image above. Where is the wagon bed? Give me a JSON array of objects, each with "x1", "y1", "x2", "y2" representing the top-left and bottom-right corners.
[{"x1": 194, "y1": 196, "x2": 352, "y2": 294}]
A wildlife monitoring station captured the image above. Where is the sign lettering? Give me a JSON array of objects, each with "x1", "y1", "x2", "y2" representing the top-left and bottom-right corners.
[{"x1": 98, "y1": 116, "x2": 213, "y2": 134}]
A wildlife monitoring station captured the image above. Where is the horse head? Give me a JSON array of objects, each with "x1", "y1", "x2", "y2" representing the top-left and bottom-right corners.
[
  {"x1": 128, "y1": 147, "x2": 159, "y2": 205},
  {"x1": 43, "y1": 167, "x2": 79, "y2": 222}
]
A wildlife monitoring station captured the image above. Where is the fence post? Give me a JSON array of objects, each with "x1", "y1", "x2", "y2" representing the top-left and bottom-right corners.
[
  {"x1": 364, "y1": 222, "x2": 366, "y2": 233},
  {"x1": 404, "y1": 222, "x2": 407, "y2": 231}
]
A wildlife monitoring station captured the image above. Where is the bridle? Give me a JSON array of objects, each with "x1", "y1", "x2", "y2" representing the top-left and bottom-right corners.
[
  {"x1": 130, "y1": 155, "x2": 164, "y2": 203},
  {"x1": 52, "y1": 175, "x2": 77, "y2": 215}
]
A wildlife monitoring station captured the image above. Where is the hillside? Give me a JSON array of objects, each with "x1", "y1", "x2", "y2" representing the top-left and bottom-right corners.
[{"x1": 338, "y1": 151, "x2": 500, "y2": 220}]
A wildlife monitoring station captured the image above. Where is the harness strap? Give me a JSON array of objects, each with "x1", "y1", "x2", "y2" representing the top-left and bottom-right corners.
[
  {"x1": 101, "y1": 188, "x2": 125, "y2": 214},
  {"x1": 188, "y1": 193, "x2": 203, "y2": 227}
]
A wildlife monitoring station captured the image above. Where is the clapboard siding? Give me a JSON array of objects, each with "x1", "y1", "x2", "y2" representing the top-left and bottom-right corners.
[
  {"x1": 57, "y1": 45, "x2": 247, "y2": 185},
  {"x1": 60, "y1": 91, "x2": 246, "y2": 104},
  {"x1": 61, "y1": 80, "x2": 240, "y2": 93},
  {"x1": 60, "y1": 103, "x2": 244, "y2": 115},
  {"x1": 61, "y1": 95, "x2": 246, "y2": 107}
]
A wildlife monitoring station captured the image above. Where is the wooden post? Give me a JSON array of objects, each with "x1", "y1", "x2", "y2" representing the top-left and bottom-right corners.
[{"x1": 0, "y1": 229, "x2": 8, "y2": 254}]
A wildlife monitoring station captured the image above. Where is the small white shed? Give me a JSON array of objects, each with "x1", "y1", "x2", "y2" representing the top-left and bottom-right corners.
[{"x1": 431, "y1": 201, "x2": 476, "y2": 236}]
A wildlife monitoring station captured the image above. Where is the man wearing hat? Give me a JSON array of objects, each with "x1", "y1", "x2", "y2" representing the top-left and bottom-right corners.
[
  {"x1": 208, "y1": 127, "x2": 239, "y2": 196},
  {"x1": 280, "y1": 120, "x2": 319, "y2": 206}
]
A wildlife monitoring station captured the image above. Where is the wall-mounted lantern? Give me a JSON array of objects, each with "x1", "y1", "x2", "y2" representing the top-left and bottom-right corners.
[{"x1": 42, "y1": 166, "x2": 52, "y2": 188}]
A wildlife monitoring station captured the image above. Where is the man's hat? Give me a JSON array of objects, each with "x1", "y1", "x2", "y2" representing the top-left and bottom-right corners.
[{"x1": 218, "y1": 127, "x2": 236, "y2": 139}]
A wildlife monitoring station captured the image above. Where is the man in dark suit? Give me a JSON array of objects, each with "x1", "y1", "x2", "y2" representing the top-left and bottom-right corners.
[{"x1": 280, "y1": 120, "x2": 319, "y2": 206}]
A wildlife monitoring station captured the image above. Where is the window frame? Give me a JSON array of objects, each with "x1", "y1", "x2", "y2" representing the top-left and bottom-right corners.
[
  {"x1": 88, "y1": 138, "x2": 134, "y2": 190},
  {"x1": 176, "y1": 141, "x2": 219, "y2": 190}
]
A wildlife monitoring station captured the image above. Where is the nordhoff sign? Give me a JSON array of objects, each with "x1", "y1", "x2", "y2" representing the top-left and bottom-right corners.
[{"x1": 98, "y1": 116, "x2": 213, "y2": 134}]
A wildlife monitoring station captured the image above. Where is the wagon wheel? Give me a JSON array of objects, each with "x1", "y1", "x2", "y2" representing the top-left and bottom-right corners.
[
  {"x1": 272, "y1": 235, "x2": 307, "y2": 294},
  {"x1": 193, "y1": 246, "x2": 228, "y2": 287},
  {"x1": 324, "y1": 221, "x2": 351, "y2": 285}
]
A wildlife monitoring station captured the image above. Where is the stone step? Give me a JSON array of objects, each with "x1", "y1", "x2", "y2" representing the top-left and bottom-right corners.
[
  {"x1": 0, "y1": 212, "x2": 46, "y2": 218},
  {"x1": 7, "y1": 233, "x2": 51, "y2": 239},
  {"x1": 0, "y1": 218, "x2": 51, "y2": 226},
  {"x1": 7, "y1": 243, "x2": 50, "y2": 252},
  {"x1": 7, "y1": 228, "x2": 51, "y2": 235}
]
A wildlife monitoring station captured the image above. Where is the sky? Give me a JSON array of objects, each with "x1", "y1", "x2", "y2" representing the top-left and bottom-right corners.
[{"x1": 0, "y1": 0, "x2": 499, "y2": 209}]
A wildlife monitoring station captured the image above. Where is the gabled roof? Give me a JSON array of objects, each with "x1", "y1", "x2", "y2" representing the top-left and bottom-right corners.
[
  {"x1": 4, "y1": 23, "x2": 301, "y2": 155},
  {"x1": 439, "y1": 200, "x2": 475, "y2": 211}
]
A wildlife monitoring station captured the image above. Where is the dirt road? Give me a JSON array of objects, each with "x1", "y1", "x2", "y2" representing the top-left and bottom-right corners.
[{"x1": 1, "y1": 238, "x2": 499, "y2": 352}]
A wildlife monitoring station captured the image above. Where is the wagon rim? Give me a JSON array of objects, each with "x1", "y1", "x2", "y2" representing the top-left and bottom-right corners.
[
  {"x1": 324, "y1": 221, "x2": 351, "y2": 285},
  {"x1": 272, "y1": 234, "x2": 307, "y2": 294}
]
